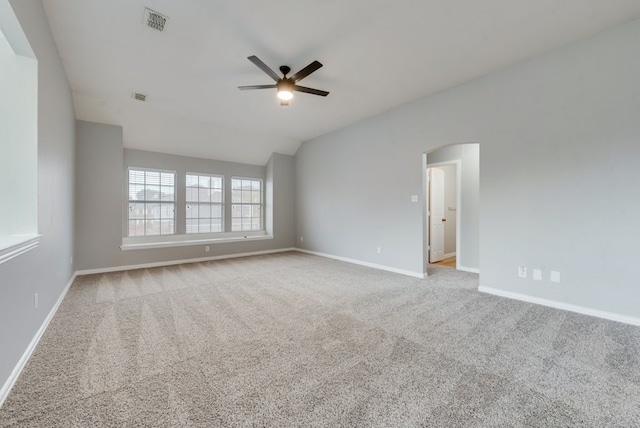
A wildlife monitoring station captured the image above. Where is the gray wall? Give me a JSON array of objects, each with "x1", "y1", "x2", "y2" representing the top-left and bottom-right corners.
[
  {"x1": 296, "y1": 19, "x2": 640, "y2": 318},
  {"x1": 0, "y1": 0, "x2": 76, "y2": 394},
  {"x1": 427, "y1": 144, "x2": 480, "y2": 270},
  {"x1": 75, "y1": 120, "x2": 295, "y2": 271}
]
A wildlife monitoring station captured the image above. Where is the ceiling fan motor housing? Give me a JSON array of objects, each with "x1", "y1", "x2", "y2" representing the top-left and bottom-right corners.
[{"x1": 279, "y1": 65, "x2": 291, "y2": 76}]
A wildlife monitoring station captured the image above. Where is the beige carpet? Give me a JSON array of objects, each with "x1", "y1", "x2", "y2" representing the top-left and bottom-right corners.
[{"x1": 1, "y1": 251, "x2": 639, "y2": 427}]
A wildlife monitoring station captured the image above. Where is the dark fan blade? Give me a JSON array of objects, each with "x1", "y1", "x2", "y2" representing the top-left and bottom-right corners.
[
  {"x1": 293, "y1": 85, "x2": 329, "y2": 97},
  {"x1": 238, "y1": 84, "x2": 276, "y2": 90},
  {"x1": 290, "y1": 60, "x2": 323, "y2": 82},
  {"x1": 247, "y1": 56, "x2": 281, "y2": 82}
]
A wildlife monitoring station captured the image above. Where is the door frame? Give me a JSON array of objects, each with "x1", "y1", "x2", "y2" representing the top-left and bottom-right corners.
[{"x1": 424, "y1": 158, "x2": 462, "y2": 271}]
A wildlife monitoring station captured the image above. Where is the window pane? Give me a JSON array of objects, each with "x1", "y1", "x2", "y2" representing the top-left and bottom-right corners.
[
  {"x1": 186, "y1": 219, "x2": 198, "y2": 234},
  {"x1": 161, "y1": 173, "x2": 174, "y2": 186},
  {"x1": 146, "y1": 185, "x2": 160, "y2": 201},
  {"x1": 232, "y1": 218, "x2": 241, "y2": 231},
  {"x1": 251, "y1": 180, "x2": 261, "y2": 190},
  {"x1": 232, "y1": 190, "x2": 241, "y2": 203},
  {"x1": 211, "y1": 205, "x2": 222, "y2": 218},
  {"x1": 252, "y1": 218, "x2": 261, "y2": 230},
  {"x1": 186, "y1": 174, "x2": 198, "y2": 187},
  {"x1": 232, "y1": 179, "x2": 241, "y2": 190},
  {"x1": 211, "y1": 218, "x2": 222, "y2": 232},
  {"x1": 241, "y1": 190, "x2": 251, "y2": 203},
  {"x1": 241, "y1": 218, "x2": 252, "y2": 231},
  {"x1": 199, "y1": 204, "x2": 211, "y2": 218},
  {"x1": 186, "y1": 204, "x2": 198, "y2": 219},
  {"x1": 199, "y1": 219, "x2": 211, "y2": 233},
  {"x1": 129, "y1": 220, "x2": 142, "y2": 236},
  {"x1": 198, "y1": 176, "x2": 210, "y2": 189},
  {"x1": 241, "y1": 205, "x2": 251, "y2": 217},
  {"x1": 146, "y1": 203, "x2": 160, "y2": 218},
  {"x1": 129, "y1": 170, "x2": 145, "y2": 184},
  {"x1": 160, "y1": 219, "x2": 174, "y2": 235},
  {"x1": 145, "y1": 219, "x2": 160, "y2": 236},
  {"x1": 186, "y1": 187, "x2": 198, "y2": 202},
  {"x1": 161, "y1": 185, "x2": 174, "y2": 201},
  {"x1": 161, "y1": 203, "x2": 174, "y2": 219},
  {"x1": 211, "y1": 189, "x2": 222, "y2": 203},
  {"x1": 212, "y1": 177, "x2": 222, "y2": 189},
  {"x1": 146, "y1": 171, "x2": 160, "y2": 185},
  {"x1": 251, "y1": 191, "x2": 260, "y2": 203},
  {"x1": 129, "y1": 203, "x2": 144, "y2": 219},
  {"x1": 199, "y1": 187, "x2": 211, "y2": 203},
  {"x1": 129, "y1": 184, "x2": 145, "y2": 201},
  {"x1": 251, "y1": 205, "x2": 261, "y2": 218}
]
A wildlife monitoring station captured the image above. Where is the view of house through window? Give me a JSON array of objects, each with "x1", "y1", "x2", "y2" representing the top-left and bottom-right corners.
[
  {"x1": 186, "y1": 173, "x2": 223, "y2": 233},
  {"x1": 231, "y1": 178, "x2": 262, "y2": 231},
  {"x1": 128, "y1": 169, "x2": 175, "y2": 236}
]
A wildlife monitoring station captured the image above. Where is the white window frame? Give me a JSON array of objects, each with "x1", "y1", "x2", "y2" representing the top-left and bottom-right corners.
[
  {"x1": 231, "y1": 177, "x2": 264, "y2": 232},
  {"x1": 185, "y1": 172, "x2": 224, "y2": 234},
  {"x1": 127, "y1": 167, "x2": 176, "y2": 237}
]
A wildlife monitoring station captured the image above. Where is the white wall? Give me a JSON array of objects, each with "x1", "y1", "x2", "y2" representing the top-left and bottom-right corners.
[
  {"x1": 0, "y1": 0, "x2": 76, "y2": 400},
  {"x1": 296, "y1": 19, "x2": 640, "y2": 319}
]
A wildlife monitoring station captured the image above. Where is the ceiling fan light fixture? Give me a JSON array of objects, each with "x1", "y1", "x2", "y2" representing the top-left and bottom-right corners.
[
  {"x1": 277, "y1": 90, "x2": 293, "y2": 101},
  {"x1": 276, "y1": 80, "x2": 294, "y2": 100}
]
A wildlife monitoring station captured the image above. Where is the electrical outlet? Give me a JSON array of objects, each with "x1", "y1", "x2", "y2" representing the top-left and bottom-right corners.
[
  {"x1": 376, "y1": 247, "x2": 381, "y2": 254},
  {"x1": 300, "y1": 236, "x2": 304, "y2": 242},
  {"x1": 205, "y1": 246, "x2": 210, "y2": 252},
  {"x1": 34, "y1": 293, "x2": 38, "y2": 309},
  {"x1": 533, "y1": 269, "x2": 542, "y2": 281},
  {"x1": 550, "y1": 271, "x2": 561, "y2": 283},
  {"x1": 411, "y1": 195, "x2": 418, "y2": 203},
  {"x1": 518, "y1": 265, "x2": 527, "y2": 278}
]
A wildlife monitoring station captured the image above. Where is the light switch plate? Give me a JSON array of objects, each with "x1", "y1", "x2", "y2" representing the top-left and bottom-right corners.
[{"x1": 411, "y1": 195, "x2": 418, "y2": 202}]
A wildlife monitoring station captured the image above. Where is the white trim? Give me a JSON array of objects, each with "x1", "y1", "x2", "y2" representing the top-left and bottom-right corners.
[
  {"x1": 0, "y1": 235, "x2": 41, "y2": 265},
  {"x1": 294, "y1": 248, "x2": 425, "y2": 279},
  {"x1": 478, "y1": 286, "x2": 640, "y2": 327},
  {"x1": 443, "y1": 252, "x2": 456, "y2": 259},
  {"x1": 77, "y1": 247, "x2": 295, "y2": 275},
  {"x1": 121, "y1": 234, "x2": 273, "y2": 251},
  {"x1": 0, "y1": 271, "x2": 77, "y2": 408},
  {"x1": 458, "y1": 265, "x2": 480, "y2": 274}
]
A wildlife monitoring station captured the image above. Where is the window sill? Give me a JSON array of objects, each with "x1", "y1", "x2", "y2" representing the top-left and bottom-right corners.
[
  {"x1": 0, "y1": 234, "x2": 41, "y2": 265},
  {"x1": 121, "y1": 234, "x2": 273, "y2": 251}
]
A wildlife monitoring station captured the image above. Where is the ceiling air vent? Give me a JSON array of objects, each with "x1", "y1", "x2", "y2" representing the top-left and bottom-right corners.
[
  {"x1": 132, "y1": 92, "x2": 147, "y2": 102},
  {"x1": 143, "y1": 8, "x2": 168, "y2": 32}
]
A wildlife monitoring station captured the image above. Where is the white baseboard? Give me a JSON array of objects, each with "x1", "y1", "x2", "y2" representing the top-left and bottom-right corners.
[
  {"x1": 0, "y1": 271, "x2": 77, "y2": 408},
  {"x1": 76, "y1": 247, "x2": 297, "y2": 276},
  {"x1": 443, "y1": 252, "x2": 456, "y2": 259},
  {"x1": 458, "y1": 265, "x2": 480, "y2": 274},
  {"x1": 478, "y1": 286, "x2": 640, "y2": 327},
  {"x1": 294, "y1": 248, "x2": 425, "y2": 279}
]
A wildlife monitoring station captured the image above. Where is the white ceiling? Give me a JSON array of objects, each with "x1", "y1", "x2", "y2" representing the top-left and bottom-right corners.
[{"x1": 42, "y1": 0, "x2": 640, "y2": 165}]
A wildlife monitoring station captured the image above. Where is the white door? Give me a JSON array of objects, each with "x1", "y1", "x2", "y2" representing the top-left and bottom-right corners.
[{"x1": 429, "y1": 168, "x2": 445, "y2": 263}]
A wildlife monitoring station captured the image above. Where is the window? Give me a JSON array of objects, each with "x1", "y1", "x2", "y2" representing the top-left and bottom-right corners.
[
  {"x1": 231, "y1": 178, "x2": 262, "y2": 231},
  {"x1": 186, "y1": 173, "x2": 223, "y2": 233},
  {"x1": 128, "y1": 169, "x2": 175, "y2": 236}
]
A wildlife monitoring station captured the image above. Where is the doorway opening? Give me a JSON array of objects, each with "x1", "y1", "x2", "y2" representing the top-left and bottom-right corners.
[
  {"x1": 422, "y1": 143, "x2": 480, "y2": 275},
  {"x1": 427, "y1": 162, "x2": 460, "y2": 268}
]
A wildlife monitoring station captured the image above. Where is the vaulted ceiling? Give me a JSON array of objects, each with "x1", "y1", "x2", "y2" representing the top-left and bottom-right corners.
[{"x1": 42, "y1": 0, "x2": 640, "y2": 165}]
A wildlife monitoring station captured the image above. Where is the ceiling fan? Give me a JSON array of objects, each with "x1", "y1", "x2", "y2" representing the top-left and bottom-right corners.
[{"x1": 238, "y1": 55, "x2": 329, "y2": 106}]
